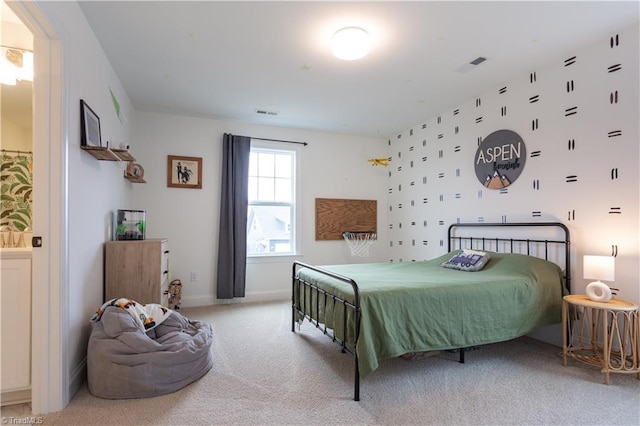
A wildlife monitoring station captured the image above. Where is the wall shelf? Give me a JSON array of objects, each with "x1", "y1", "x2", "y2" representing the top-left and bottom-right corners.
[
  {"x1": 81, "y1": 145, "x2": 146, "y2": 183},
  {"x1": 81, "y1": 146, "x2": 120, "y2": 161},
  {"x1": 81, "y1": 146, "x2": 137, "y2": 162},
  {"x1": 124, "y1": 162, "x2": 146, "y2": 184},
  {"x1": 124, "y1": 175, "x2": 147, "y2": 184},
  {"x1": 112, "y1": 149, "x2": 136, "y2": 162}
]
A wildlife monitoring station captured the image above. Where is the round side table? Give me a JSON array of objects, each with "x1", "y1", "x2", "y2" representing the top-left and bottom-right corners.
[{"x1": 562, "y1": 294, "x2": 640, "y2": 384}]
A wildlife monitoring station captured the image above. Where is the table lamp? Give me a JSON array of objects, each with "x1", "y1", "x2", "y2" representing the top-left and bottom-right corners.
[{"x1": 583, "y1": 255, "x2": 615, "y2": 302}]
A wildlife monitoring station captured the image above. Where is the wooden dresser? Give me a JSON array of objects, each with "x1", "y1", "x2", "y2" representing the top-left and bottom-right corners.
[{"x1": 104, "y1": 238, "x2": 170, "y2": 305}]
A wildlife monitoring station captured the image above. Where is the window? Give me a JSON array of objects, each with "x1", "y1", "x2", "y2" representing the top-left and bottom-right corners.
[{"x1": 247, "y1": 142, "x2": 299, "y2": 257}]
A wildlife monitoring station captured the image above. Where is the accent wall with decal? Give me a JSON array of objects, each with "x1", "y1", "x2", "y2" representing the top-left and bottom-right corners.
[{"x1": 387, "y1": 23, "x2": 639, "y2": 301}]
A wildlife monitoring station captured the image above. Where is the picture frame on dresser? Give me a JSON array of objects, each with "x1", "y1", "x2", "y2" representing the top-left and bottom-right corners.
[
  {"x1": 80, "y1": 99, "x2": 102, "y2": 147},
  {"x1": 167, "y1": 155, "x2": 203, "y2": 189}
]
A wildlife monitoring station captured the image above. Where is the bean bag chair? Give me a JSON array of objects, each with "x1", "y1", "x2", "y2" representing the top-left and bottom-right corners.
[{"x1": 87, "y1": 298, "x2": 213, "y2": 399}]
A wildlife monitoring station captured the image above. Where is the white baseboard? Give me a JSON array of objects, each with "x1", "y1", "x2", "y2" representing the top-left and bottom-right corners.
[
  {"x1": 1, "y1": 388, "x2": 31, "y2": 406},
  {"x1": 68, "y1": 357, "x2": 86, "y2": 401},
  {"x1": 180, "y1": 290, "x2": 290, "y2": 308}
]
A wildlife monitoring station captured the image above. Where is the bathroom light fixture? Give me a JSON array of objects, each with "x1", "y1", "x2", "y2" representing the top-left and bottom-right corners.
[
  {"x1": 0, "y1": 46, "x2": 33, "y2": 86},
  {"x1": 331, "y1": 26, "x2": 370, "y2": 60}
]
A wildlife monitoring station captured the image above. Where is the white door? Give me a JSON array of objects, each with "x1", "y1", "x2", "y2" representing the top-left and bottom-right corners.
[{"x1": 8, "y1": 0, "x2": 67, "y2": 414}]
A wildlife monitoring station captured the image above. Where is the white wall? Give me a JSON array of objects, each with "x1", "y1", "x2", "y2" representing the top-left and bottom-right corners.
[
  {"x1": 388, "y1": 23, "x2": 639, "y2": 305},
  {"x1": 131, "y1": 112, "x2": 387, "y2": 306},
  {"x1": 1, "y1": 116, "x2": 32, "y2": 151},
  {"x1": 35, "y1": 0, "x2": 134, "y2": 399}
]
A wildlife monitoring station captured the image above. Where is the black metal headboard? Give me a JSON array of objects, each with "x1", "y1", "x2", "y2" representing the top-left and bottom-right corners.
[{"x1": 447, "y1": 222, "x2": 571, "y2": 292}]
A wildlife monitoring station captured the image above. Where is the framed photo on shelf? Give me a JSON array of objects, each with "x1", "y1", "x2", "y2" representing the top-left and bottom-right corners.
[
  {"x1": 80, "y1": 99, "x2": 102, "y2": 147},
  {"x1": 167, "y1": 155, "x2": 203, "y2": 189}
]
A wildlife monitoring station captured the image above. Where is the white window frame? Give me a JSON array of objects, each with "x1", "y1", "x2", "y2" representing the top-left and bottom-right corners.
[{"x1": 247, "y1": 140, "x2": 302, "y2": 259}]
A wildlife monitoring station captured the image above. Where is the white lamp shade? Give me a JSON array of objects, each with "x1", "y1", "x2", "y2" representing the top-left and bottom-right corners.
[
  {"x1": 331, "y1": 27, "x2": 370, "y2": 60},
  {"x1": 583, "y1": 255, "x2": 615, "y2": 282}
]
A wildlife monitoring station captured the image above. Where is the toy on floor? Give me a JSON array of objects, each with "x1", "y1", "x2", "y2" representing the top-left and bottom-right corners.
[{"x1": 168, "y1": 279, "x2": 183, "y2": 309}]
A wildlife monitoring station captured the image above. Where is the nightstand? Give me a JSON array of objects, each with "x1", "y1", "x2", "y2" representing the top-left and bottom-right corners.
[{"x1": 562, "y1": 294, "x2": 640, "y2": 384}]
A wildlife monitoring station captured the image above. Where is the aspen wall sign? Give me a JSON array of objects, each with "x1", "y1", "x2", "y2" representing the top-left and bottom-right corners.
[{"x1": 474, "y1": 129, "x2": 526, "y2": 189}]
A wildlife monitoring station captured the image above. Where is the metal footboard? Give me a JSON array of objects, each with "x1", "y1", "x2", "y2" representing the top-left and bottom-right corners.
[{"x1": 291, "y1": 261, "x2": 362, "y2": 401}]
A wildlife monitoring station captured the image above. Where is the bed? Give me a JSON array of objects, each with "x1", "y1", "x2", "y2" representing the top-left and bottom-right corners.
[{"x1": 291, "y1": 222, "x2": 571, "y2": 401}]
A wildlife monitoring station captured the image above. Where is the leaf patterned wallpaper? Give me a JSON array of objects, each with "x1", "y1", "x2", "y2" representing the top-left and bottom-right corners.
[{"x1": 1, "y1": 152, "x2": 33, "y2": 232}]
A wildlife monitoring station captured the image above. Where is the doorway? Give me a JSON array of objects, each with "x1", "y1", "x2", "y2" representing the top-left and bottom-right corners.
[
  {"x1": 1, "y1": 0, "x2": 34, "y2": 408},
  {"x1": 3, "y1": 0, "x2": 67, "y2": 414}
]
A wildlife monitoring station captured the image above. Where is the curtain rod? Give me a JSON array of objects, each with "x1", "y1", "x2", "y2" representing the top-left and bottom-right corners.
[
  {"x1": 1, "y1": 149, "x2": 33, "y2": 155},
  {"x1": 250, "y1": 137, "x2": 308, "y2": 146}
]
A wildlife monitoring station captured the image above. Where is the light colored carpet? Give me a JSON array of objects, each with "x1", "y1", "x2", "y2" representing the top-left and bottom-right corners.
[{"x1": 41, "y1": 301, "x2": 640, "y2": 425}]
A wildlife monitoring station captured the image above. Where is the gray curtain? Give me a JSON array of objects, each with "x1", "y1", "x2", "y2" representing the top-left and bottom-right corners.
[{"x1": 216, "y1": 133, "x2": 251, "y2": 299}]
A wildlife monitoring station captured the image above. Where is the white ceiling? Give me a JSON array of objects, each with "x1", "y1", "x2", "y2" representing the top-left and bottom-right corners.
[
  {"x1": 77, "y1": 1, "x2": 639, "y2": 139},
  {"x1": 9, "y1": 2, "x2": 640, "y2": 139}
]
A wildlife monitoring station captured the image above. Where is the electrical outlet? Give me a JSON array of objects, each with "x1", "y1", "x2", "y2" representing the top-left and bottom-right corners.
[{"x1": 190, "y1": 272, "x2": 197, "y2": 282}]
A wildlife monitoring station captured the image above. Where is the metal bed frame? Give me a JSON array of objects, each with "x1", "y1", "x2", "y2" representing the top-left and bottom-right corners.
[{"x1": 291, "y1": 222, "x2": 571, "y2": 401}]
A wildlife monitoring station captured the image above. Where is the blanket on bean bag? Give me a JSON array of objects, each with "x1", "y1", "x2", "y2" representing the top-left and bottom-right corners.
[
  {"x1": 87, "y1": 300, "x2": 213, "y2": 399},
  {"x1": 90, "y1": 298, "x2": 174, "y2": 331}
]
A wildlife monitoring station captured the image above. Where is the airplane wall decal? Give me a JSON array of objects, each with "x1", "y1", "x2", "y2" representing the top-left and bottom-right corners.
[{"x1": 367, "y1": 158, "x2": 389, "y2": 167}]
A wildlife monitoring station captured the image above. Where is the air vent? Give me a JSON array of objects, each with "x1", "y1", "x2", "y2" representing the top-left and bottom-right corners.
[
  {"x1": 456, "y1": 56, "x2": 488, "y2": 73},
  {"x1": 254, "y1": 108, "x2": 279, "y2": 116}
]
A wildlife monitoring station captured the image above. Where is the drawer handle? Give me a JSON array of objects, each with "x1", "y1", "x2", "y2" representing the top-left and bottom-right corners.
[
  {"x1": 163, "y1": 270, "x2": 169, "y2": 275},
  {"x1": 164, "y1": 250, "x2": 170, "y2": 254}
]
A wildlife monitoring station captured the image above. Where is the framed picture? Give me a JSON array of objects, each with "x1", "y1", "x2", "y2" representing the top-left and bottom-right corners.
[
  {"x1": 167, "y1": 155, "x2": 203, "y2": 189},
  {"x1": 80, "y1": 99, "x2": 102, "y2": 147}
]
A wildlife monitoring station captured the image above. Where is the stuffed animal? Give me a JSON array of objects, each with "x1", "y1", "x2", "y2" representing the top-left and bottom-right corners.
[{"x1": 168, "y1": 279, "x2": 183, "y2": 310}]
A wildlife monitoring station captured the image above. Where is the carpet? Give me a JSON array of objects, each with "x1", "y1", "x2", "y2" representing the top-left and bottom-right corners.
[{"x1": 39, "y1": 300, "x2": 640, "y2": 425}]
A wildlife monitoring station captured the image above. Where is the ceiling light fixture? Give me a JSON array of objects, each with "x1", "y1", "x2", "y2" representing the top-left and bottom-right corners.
[
  {"x1": 0, "y1": 46, "x2": 33, "y2": 86},
  {"x1": 331, "y1": 27, "x2": 370, "y2": 61}
]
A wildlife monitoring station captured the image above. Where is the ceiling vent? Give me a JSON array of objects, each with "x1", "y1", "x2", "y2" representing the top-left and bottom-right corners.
[
  {"x1": 254, "y1": 108, "x2": 279, "y2": 116},
  {"x1": 456, "y1": 57, "x2": 487, "y2": 73}
]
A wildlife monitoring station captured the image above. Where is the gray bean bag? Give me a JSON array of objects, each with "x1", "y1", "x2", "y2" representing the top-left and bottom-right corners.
[{"x1": 87, "y1": 304, "x2": 213, "y2": 399}]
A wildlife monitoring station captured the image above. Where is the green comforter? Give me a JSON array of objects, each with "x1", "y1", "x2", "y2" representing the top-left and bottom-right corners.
[{"x1": 295, "y1": 252, "x2": 565, "y2": 377}]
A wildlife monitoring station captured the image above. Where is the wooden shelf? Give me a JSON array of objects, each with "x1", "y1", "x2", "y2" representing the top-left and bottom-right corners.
[
  {"x1": 81, "y1": 146, "x2": 138, "y2": 162},
  {"x1": 112, "y1": 148, "x2": 137, "y2": 162},
  {"x1": 82, "y1": 145, "x2": 146, "y2": 183},
  {"x1": 125, "y1": 175, "x2": 147, "y2": 184},
  {"x1": 124, "y1": 162, "x2": 146, "y2": 184},
  {"x1": 81, "y1": 146, "x2": 120, "y2": 161}
]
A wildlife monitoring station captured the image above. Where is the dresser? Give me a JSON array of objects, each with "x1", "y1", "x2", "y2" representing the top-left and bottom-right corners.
[{"x1": 105, "y1": 238, "x2": 170, "y2": 305}]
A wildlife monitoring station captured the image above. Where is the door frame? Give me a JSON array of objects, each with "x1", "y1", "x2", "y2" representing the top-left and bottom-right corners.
[{"x1": 9, "y1": 0, "x2": 68, "y2": 414}]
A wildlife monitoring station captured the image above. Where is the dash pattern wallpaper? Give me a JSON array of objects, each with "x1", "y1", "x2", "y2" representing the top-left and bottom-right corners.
[{"x1": 387, "y1": 24, "x2": 639, "y2": 301}]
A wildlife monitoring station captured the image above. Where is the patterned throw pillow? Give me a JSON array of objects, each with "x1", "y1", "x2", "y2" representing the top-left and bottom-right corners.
[{"x1": 441, "y1": 249, "x2": 491, "y2": 272}]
